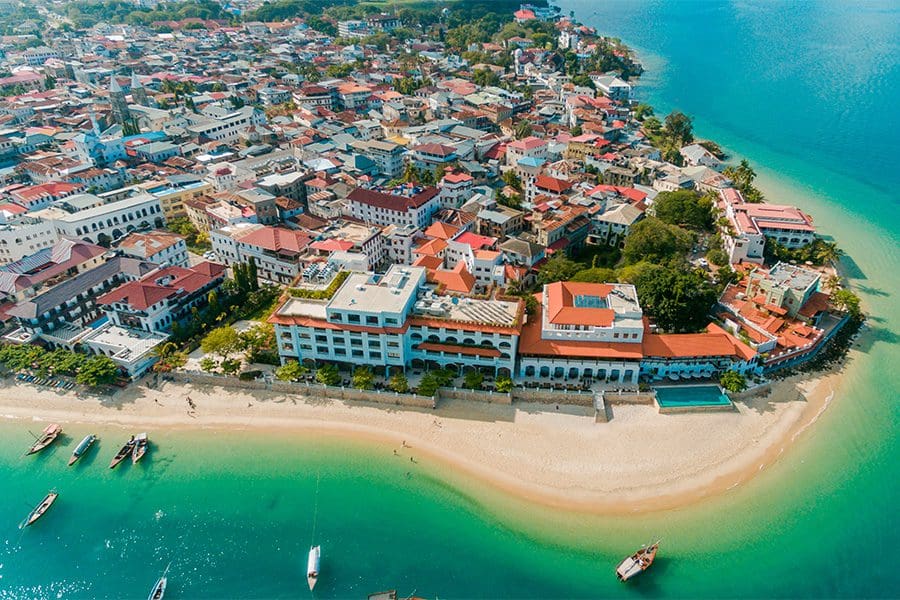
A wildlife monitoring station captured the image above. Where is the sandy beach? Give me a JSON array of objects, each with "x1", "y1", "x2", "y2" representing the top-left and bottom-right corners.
[{"x1": 0, "y1": 368, "x2": 843, "y2": 515}]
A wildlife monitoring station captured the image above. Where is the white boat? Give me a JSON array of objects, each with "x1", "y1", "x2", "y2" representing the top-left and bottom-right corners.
[
  {"x1": 615, "y1": 541, "x2": 659, "y2": 582},
  {"x1": 147, "y1": 563, "x2": 170, "y2": 600},
  {"x1": 132, "y1": 433, "x2": 149, "y2": 464},
  {"x1": 69, "y1": 434, "x2": 97, "y2": 466},
  {"x1": 307, "y1": 545, "x2": 321, "y2": 591}
]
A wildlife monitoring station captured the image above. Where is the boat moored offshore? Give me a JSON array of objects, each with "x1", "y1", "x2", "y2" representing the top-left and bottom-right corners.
[
  {"x1": 110, "y1": 436, "x2": 136, "y2": 469},
  {"x1": 68, "y1": 434, "x2": 97, "y2": 466},
  {"x1": 147, "y1": 563, "x2": 170, "y2": 600},
  {"x1": 21, "y1": 491, "x2": 58, "y2": 528},
  {"x1": 27, "y1": 424, "x2": 62, "y2": 455},
  {"x1": 307, "y1": 545, "x2": 321, "y2": 590},
  {"x1": 615, "y1": 541, "x2": 659, "y2": 582},
  {"x1": 132, "y1": 433, "x2": 149, "y2": 464}
]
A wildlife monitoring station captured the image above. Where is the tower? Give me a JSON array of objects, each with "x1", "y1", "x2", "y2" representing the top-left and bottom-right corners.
[
  {"x1": 130, "y1": 72, "x2": 148, "y2": 106},
  {"x1": 108, "y1": 76, "x2": 129, "y2": 125}
]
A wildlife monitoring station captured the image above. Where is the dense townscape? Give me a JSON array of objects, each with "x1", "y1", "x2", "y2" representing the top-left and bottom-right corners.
[{"x1": 0, "y1": 0, "x2": 860, "y2": 400}]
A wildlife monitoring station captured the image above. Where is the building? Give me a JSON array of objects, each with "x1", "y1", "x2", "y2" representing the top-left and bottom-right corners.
[
  {"x1": 117, "y1": 230, "x2": 188, "y2": 267},
  {"x1": 350, "y1": 139, "x2": 405, "y2": 178},
  {"x1": 506, "y1": 136, "x2": 548, "y2": 167},
  {"x1": 347, "y1": 186, "x2": 441, "y2": 229},
  {"x1": 436, "y1": 171, "x2": 474, "y2": 209},
  {"x1": 211, "y1": 223, "x2": 313, "y2": 284},
  {"x1": 518, "y1": 282, "x2": 645, "y2": 383},
  {"x1": 269, "y1": 265, "x2": 522, "y2": 377},
  {"x1": 0, "y1": 238, "x2": 107, "y2": 303},
  {"x1": 4, "y1": 257, "x2": 156, "y2": 350},
  {"x1": 590, "y1": 203, "x2": 644, "y2": 247},
  {"x1": 34, "y1": 193, "x2": 164, "y2": 246},
  {"x1": 0, "y1": 216, "x2": 59, "y2": 264},
  {"x1": 142, "y1": 177, "x2": 213, "y2": 220},
  {"x1": 744, "y1": 262, "x2": 821, "y2": 319},
  {"x1": 97, "y1": 262, "x2": 226, "y2": 333}
]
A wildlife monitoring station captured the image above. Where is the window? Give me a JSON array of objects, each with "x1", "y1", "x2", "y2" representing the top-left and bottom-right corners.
[
  {"x1": 366, "y1": 315, "x2": 378, "y2": 325},
  {"x1": 348, "y1": 314, "x2": 360, "y2": 323}
]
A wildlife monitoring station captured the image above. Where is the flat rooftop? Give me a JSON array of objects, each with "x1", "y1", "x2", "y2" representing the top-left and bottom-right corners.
[
  {"x1": 765, "y1": 262, "x2": 819, "y2": 292},
  {"x1": 413, "y1": 292, "x2": 519, "y2": 327},
  {"x1": 328, "y1": 267, "x2": 424, "y2": 314},
  {"x1": 82, "y1": 323, "x2": 168, "y2": 361}
]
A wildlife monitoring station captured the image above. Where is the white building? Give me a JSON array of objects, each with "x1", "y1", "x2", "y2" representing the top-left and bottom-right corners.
[
  {"x1": 211, "y1": 223, "x2": 312, "y2": 284},
  {"x1": 347, "y1": 186, "x2": 441, "y2": 229},
  {"x1": 117, "y1": 230, "x2": 189, "y2": 267},
  {"x1": 33, "y1": 193, "x2": 164, "y2": 246},
  {"x1": 0, "y1": 216, "x2": 58, "y2": 265},
  {"x1": 270, "y1": 265, "x2": 522, "y2": 377}
]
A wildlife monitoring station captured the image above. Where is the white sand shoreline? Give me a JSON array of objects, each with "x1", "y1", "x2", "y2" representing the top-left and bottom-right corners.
[{"x1": 0, "y1": 369, "x2": 841, "y2": 515}]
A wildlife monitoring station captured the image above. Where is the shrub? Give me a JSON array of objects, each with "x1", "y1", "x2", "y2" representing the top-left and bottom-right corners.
[{"x1": 239, "y1": 370, "x2": 262, "y2": 381}]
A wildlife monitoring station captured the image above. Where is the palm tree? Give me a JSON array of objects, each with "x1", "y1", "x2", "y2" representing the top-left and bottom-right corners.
[
  {"x1": 815, "y1": 241, "x2": 843, "y2": 265},
  {"x1": 825, "y1": 274, "x2": 842, "y2": 291}
]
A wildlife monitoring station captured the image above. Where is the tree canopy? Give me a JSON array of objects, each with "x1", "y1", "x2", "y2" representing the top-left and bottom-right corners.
[
  {"x1": 201, "y1": 326, "x2": 242, "y2": 359},
  {"x1": 652, "y1": 190, "x2": 714, "y2": 231},
  {"x1": 622, "y1": 218, "x2": 693, "y2": 265},
  {"x1": 633, "y1": 265, "x2": 717, "y2": 332}
]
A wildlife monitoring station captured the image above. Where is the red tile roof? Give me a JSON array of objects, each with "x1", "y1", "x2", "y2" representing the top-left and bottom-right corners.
[{"x1": 348, "y1": 186, "x2": 439, "y2": 212}]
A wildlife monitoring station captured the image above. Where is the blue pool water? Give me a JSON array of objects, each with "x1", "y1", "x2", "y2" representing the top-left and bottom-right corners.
[{"x1": 655, "y1": 385, "x2": 732, "y2": 407}]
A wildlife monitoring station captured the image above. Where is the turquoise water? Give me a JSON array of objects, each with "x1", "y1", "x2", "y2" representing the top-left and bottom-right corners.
[
  {"x1": 654, "y1": 385, "x2": 731, "y2": 407},
  {"x1": 2, "y1": 1, "x2": 900, "y2": 598}
]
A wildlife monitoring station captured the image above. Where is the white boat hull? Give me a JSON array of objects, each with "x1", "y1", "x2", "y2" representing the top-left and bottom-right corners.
[{"x1": 307, "y1": 545, "x2": 321, "y2": 591}]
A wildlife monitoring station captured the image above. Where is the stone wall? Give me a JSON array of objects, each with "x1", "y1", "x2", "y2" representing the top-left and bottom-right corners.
[
  {"x1": 439, "y1": 387, "x2": 513, "y2": 404},
  {"x1": 170, "y1": 372, "x2": 436, "y2": 408},
  {"x1": 512, "y1": 388, "x2": 595, "y2": 406},
  {"x1": 602, "y1": 391, "x2": 657, "y2": 405}
]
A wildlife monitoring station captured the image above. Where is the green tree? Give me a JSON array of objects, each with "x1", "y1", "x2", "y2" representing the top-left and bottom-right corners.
[
  {"x1": 633, "y1": 103, "x2": 654, "y2": 121},
  {"x1": 199, "y1": 357, "x2": 218, "y2": 372},
  {"x1": 652, "y1": 190, "x2": 714, "y2": 230},
  {"x1": 572, "y1": 267, "x2": 617, "y2": 283},
  {"x1": 417, "y1": 372, "x2": 441, "y2": 397},
  {"x1": 275, "y1": 360, "x2": 307, "y2": 382},
  {"x1": 815, "y1": 241, "x2": 843, "y2": 265},
  {"x1": 388, "y1": 371, "x2": 409, "y2": 393},
  {"x1": 495, "y1": 374, "x2": 513, "y2": 393},
  {"x1": 831, "y1": 289, "x2": 862, "y2": 318},
  {"x1": 633, "y1": 266, "x2": 717, "y2": 332},
  {"x1": 514, "y1": 120, "x2": 533, "y2": 140},
  {"x1": 315, "y1": 363, "x2": 341, "y2": 386},
  {"x1": 221, "y1": 358, "x2": 241, "y2": 375},
  {"x1": 201, "y1": 326, "x2": 242, "y2": 359},
  {"x1": 663, "y1": 111, "x2": 694, "y2": 146},
  {"x1": 706, "y1": 248, "x2": 729, "y2": 267},
  {"x1": 720, "y1": 370, "x2": 747, "y2": 393},
  {"x1": 351, "y1": 366, "x2": 375, "y2": 390},
  {"x1": 537, "y1": 253, "x2": 582, "y2": 285},
  {"x1": 501, "y1": 169, "x2": 522, "y2": 191},
  {"x1": 76, "y1": 355, "x2": 119, "y2": 386},
  {"x1": 463, "y1": 369, "x2": 484, "y2": 390},
  {"x1": 239, "y1": 323, "x2": 274, "y2": 363},
  {"x1": 622, "y1": 218, "x2": 693, "y2": 265}
]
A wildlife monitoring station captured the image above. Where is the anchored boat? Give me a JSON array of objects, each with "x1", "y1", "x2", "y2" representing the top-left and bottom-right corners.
[
  {"x1": 68, "y1": 434, "x2": 97, "y2": 466},
  {"x1": 132, "y1": 433, "x2": 149, "y2": 464},
  {"x1": 147, "y1": 563, "x2": 170, "y2": 600},
  {"x1": 22, "y1": 491, "x2": 58, "y2": 528},
  {"x1": 110, "y1": 436, "x2": 136, "y2": 469},
  {"x1": 27, "y1": 424, "x2": 62, "y2": 455},
  {"x1": 615, "y1": 541, "x2": 659, "y2": 582},
  {"x1": 307, "y1": 545, "x2": 321, "y2": 591}
]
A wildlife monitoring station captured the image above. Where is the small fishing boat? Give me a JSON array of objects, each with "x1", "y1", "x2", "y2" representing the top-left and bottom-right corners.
[
  {"x1": 131, "y1": 433, "x2": 149, "y2": 465},
  {"x1": 616, "y1": 541, "x2": 659, "y2": 582},
  {"x1": 26, "y1": 424, "x2": 62, "y2": 455},
  {"x1": 147, "y1": 563, "x2": 170, "y2": 600},
  {"x1": 109, "y1": 436, "x2": 136, "y2": 469},
  {"x1": 68, "y1": 434, "x2": 97, "y2": 466},
  {"x1": 21, "y1": 491, "x2": 58, "y2": 528},
  {"x1": 307, "y1": 545, "x2": 321, "y2": 591}
]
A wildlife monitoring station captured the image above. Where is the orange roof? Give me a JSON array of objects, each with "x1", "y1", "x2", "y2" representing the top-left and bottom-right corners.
[
  {"x1": 423, "y1": 221, "x2": 459, "y2": 240},
  {"x1": 518, "y1": 293, "x2": 642, "y2": 359},
  {"x1": 412, "y1": 254, "x2": 443, "y2": 270},
  {"x1": 429, "y1": 261, "x2": 476, "y2": 294},
  {"x1": 545, "y1": 282, "x2": 615, "y2": 327},
  {"x1": 643, "y1": 324, "x2": 756, "y2": 361},
  {"x1": 414, "y1": 237, "x2": 448, "y2": 257}
]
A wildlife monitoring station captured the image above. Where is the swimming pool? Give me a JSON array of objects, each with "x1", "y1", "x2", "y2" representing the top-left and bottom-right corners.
[{"x1": 654, "y1": 384, "x2": 732, "y2": 408}]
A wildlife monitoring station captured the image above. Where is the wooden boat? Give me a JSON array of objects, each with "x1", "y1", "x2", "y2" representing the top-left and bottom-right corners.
[
  {"x1": 307, "y1": 545, "x2": 321, "y2": 591},
  {"x1": 109, "y1": 436, "x2": 136, "y2": 469},
  {"x1": 616, "y1": 541, "x2": 659, "y2": 582},
  {"x1": 131, "y1": 433, "x2": 149, "y2": 465},
  {"x1": 147, "y1": 563, "x2": 170, "y2": 600},
  {"x1": 68, "y1": 434, "x2": 97, "y2": 466},
  {"x1": 21, "y1": 491, "x2": 57, "y2": 528},
  {"x1": 26, "y1": 424, "x2": 62, "y2": 455}
]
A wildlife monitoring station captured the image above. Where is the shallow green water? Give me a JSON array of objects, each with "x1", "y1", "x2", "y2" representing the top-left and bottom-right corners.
[{"x1": 2, "y1": 1, "x2": 899, "y2": 598}]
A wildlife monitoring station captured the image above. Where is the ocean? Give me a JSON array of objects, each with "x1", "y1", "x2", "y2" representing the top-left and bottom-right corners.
[{"x1": 2, "y1": 1, "x2": 900, "y2": 597}]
